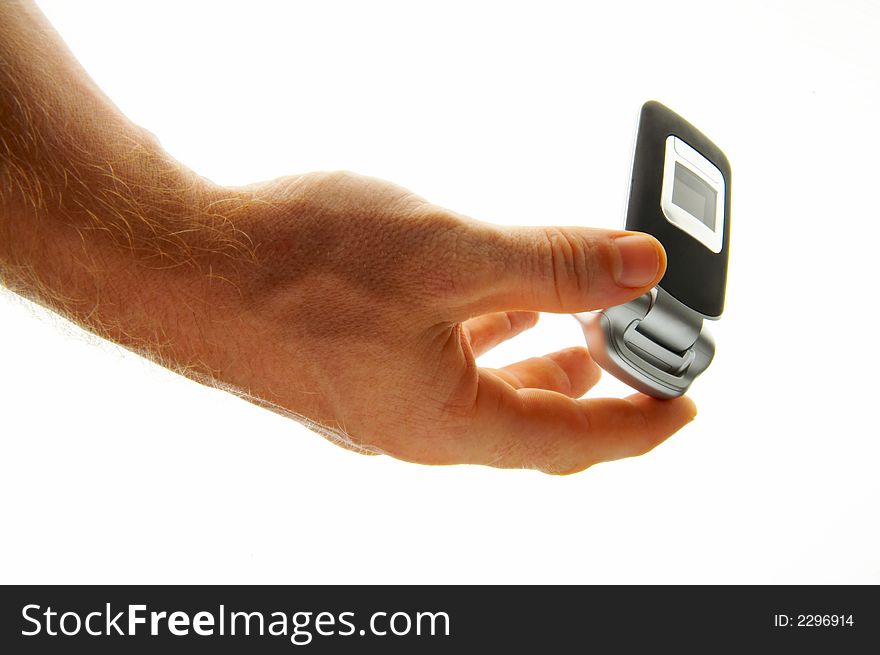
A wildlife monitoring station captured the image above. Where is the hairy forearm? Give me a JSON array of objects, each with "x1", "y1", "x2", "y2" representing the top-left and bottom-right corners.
[
  {"x1": 0, "y1": 1, "x2": 262, "y2": 378},
  {"x1": 0, "y1": 0, "x2": 347, "y2": 436}
]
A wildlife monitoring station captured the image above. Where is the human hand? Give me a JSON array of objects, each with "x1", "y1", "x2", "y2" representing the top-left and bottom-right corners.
[
  {"x1": 0, "y1": 0, "x2": 693, "y2": 474},
  {"x1": 191, "y1": 171, "x2": 697, "y2": 473}
]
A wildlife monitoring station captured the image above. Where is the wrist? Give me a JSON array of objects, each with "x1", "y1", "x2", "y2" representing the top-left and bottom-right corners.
[
  {"x1": 76, "y1": 174, "x2": 262, "y2": 378},
  {"x1": 0, "y1": 139, "x2": 249, "y2": 370}
]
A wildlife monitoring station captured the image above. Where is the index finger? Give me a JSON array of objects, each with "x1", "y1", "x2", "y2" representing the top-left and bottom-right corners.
[{"x1": 462, "y1": 370, "x2": 697, "y2": 474}]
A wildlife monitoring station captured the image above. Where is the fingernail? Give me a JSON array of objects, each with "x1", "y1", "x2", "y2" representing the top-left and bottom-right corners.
[{"x1": 613, "y1": 235, "x2": 662, "y2": 288}]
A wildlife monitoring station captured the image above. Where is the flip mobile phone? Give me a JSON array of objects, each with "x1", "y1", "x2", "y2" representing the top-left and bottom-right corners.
[{"x1": 576, "y1": 101, "x2": 731, "y2": 399}]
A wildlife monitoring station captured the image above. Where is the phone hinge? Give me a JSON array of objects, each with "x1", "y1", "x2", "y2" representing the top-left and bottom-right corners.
[{"x1": 575, "y1": 288, "x2": 716, "y2": 399}]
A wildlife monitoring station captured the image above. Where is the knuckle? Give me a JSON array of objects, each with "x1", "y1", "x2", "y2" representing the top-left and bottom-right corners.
[
  {"x1": 500, "y1": 311, "x2": 515, "y2": 334},
  {"x1": 407, "y1": 209, "x2": 483, "y2": 304},
  {"x1": 506, "y1": 310, "x2": 538, "y2": 333},
  {"x1": 546, "y1": 359, "x2": 573, "y2": 396},
  {"x1": 539, "y1": 227, "x2": 595, "y2": 305}
]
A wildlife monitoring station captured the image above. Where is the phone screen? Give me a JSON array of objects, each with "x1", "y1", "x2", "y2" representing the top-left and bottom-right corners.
[{"x1": 672, "y1": 162, "x2": 717, "y2": 230}]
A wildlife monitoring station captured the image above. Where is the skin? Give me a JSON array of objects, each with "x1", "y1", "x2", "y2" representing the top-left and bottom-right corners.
[{"x1": 0, "y1": 0, "x2": 695, "y2": 474}]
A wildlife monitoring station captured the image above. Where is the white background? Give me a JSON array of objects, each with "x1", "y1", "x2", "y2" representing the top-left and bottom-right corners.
[{"x1": 1, "y1": 0, "x2": 878, "y2": 583}]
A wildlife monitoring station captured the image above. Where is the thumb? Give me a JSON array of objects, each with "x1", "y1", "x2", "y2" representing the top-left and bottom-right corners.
[{"x1": 461, "y1": 225, "x2": 666, "y2": 316}]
